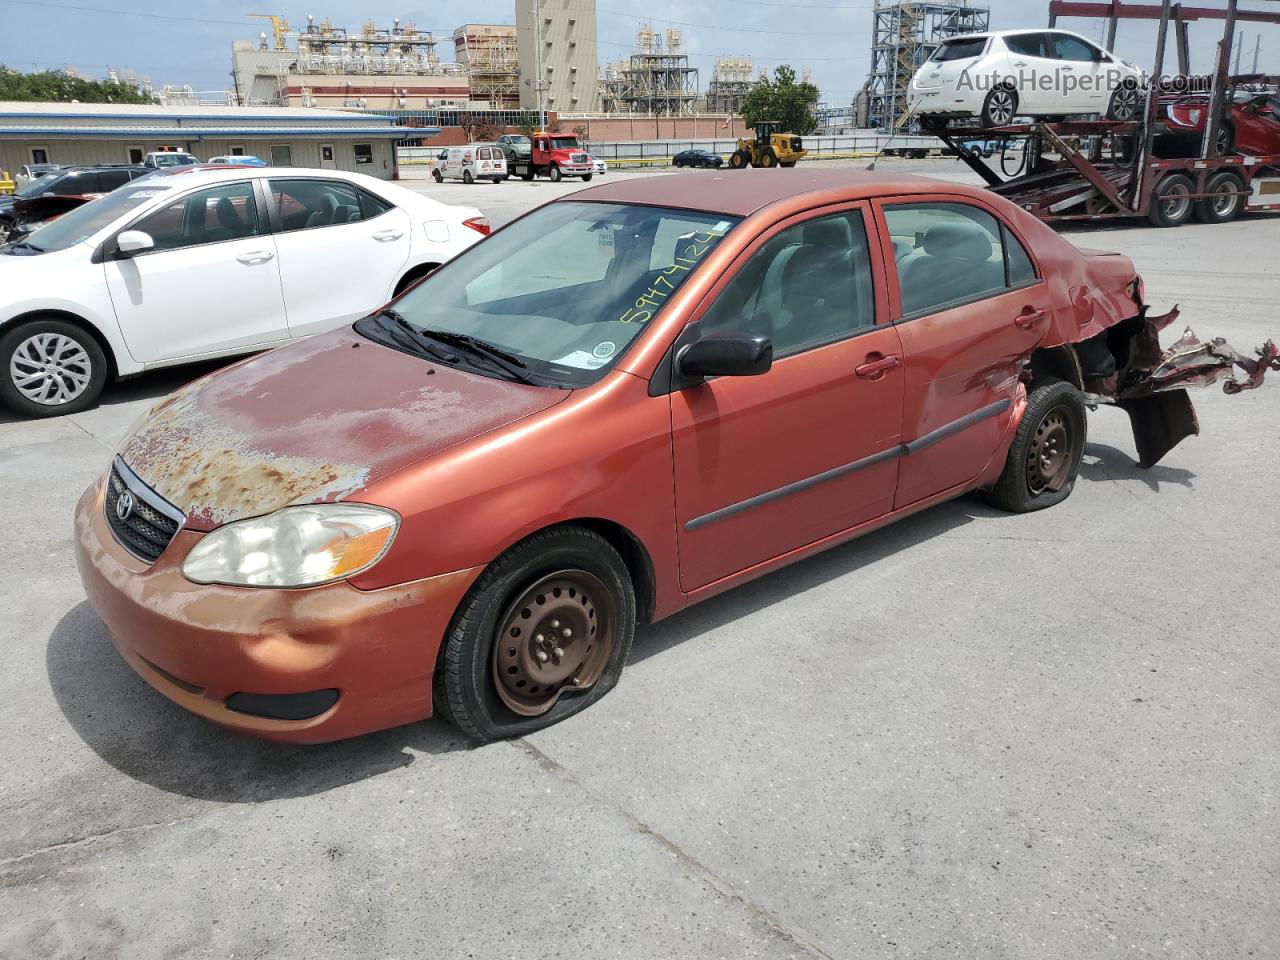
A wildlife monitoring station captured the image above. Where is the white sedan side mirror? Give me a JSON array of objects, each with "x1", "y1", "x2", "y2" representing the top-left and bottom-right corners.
[{"x1": 116, "y1": 230, "x2": 155, "y2": 255}]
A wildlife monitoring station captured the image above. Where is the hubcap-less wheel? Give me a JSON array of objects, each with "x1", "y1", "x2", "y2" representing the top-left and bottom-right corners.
[
  {"x1": 1026, "y1": 408, "x2": 1073, "y2": 495},
  {"x1": 1157, "y1": 181, "x2": 1192, "y2": 223},
  {"x1": 10, "y1": 332, "x2": 92, "y2": 406},
  {"x1": 493, "y1": 571, "x2": 615, "y2": 717},
  {"x1": 1210, "y1": 181, "x2": 1239, "y2": 217}
]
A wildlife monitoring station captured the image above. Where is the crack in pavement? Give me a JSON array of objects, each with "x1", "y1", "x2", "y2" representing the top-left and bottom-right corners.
[
  {"x1": 0, "y1": 814, "x2": 204, "y2": 869},
  {"x1": 513, "y1": 738, "x2": 836, "y2": 960}
]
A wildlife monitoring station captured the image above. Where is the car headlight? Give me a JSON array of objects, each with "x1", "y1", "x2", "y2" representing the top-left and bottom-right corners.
[{"x1": 182, "y1": 504, "x2": 399, "y2": 588}]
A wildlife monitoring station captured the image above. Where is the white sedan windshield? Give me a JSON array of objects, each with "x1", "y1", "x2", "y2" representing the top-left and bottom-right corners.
[{"x1": 18, "y1": 185, "x2": 172, "y2": 254}]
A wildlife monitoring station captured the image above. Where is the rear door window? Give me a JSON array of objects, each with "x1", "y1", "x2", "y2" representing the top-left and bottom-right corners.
[
  {"x1": 1005, "y1": 33, "x2": 1051, "y2": 58},
  {"x1": 1052, "y1": 34, "x2": 1102, "y2": 62},
  {"x1": 270, "y1": 178, "x2": 366, "y2": 232},
  {"x1": 884, "y1": 202, "x2": 1036, "y2": 317}
]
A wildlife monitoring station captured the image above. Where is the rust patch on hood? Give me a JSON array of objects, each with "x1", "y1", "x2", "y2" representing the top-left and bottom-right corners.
[{"x1": 117, "y1": 328, "x2": 567, "y2": 529}]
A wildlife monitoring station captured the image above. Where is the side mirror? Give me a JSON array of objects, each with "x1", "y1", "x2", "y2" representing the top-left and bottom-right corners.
[
  {"x1": 677, "y1": 334, "x2": 773, "y2": 380},
  {"x1": 116, "y1": 230, "x2": 154, "y2": 255}
]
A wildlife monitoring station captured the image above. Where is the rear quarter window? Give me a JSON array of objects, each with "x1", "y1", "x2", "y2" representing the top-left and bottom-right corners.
[{"x1": 933, "y1": 37, "x2": 988, "y2": 62}]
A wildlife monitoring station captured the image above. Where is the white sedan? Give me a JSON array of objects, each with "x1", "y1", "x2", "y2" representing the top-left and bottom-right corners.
[
  {"x1": 909, "y1": 29, "x2": 1146, "y2": 129},
  {"x1": 0, "y1": 167, "x2": 487, "y2": 417}
]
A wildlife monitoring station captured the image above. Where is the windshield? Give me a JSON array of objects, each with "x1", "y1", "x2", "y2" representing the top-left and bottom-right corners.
[
  {"x1": 15, "y1": 172, "x2": 58, "y2": 198},
  {"x1": 154, "y1": 154, "x2": 195, "y2": 166},
  {"x1": 550, "y1": 138, "x2": 580, "y2": 150},
  {"x1": 357, "y1": 201, "x2": 739, "y2": 387},
  {"x1": 16, "y1": 184, "x2": 171, "y2": 254},
  {"x1": 932, "y1": 37, "x2": 987, "y2": 62}
]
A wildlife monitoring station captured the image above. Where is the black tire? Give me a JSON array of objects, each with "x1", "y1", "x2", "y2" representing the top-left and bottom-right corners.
[
  {"x1": 986, "y1": 379, "x2": 1087, "y2": 513},
  {"x1": 759, "y1": 147, "x2": 778, "y2": 168},
  {"x1": 673, "y1": 158, "x2": 684, "y2": 168},
  {"x1": 522, "y1": 169, "x2": 535, "y2": 181},
  {"x1": 463, "y1": 169, "x2": 474, "y2": 184},
  {"x1": 1215, "y1": 121, "x2": 1234, "y2": 156},
  {"x1": 432, "y1": 169, "x2": 443, "y2": 183},
  {"x1": 435, "y1": 525, "x2": 637, "y2": 743},
  {"x1": 1147, "y1": 173, "x2": 1195, "y2": 227},
  {"x1": 581, "y1": 173, "x2": 593, "y2": 182},
  {"x1": 548, "y1": 164, "x2": 563, "y2": 183},
  {"x1": 729, "y1": 150, "x2": 749, "y2": 169},
  {"x1": 919, "y1": 114, "x2": 949, "y2": 133},
  {"x1": 779, "y1": 160, "x2": 798, "y2": 168},
  {"x1": 0, "y1": 318, "x2": 108, "y2": 418},
  {"x1": 981, "y1": 86, "x2": 1019, "y2": 127},
  {"x1": 1194, "y1": 170, "x2": 1246, "y2": 224},
  {"x1": 1106, "y1": 85, "x2": 1142, "y2": 122}
]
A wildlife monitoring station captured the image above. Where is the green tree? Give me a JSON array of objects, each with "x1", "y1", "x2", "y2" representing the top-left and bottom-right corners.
[
  {"x1": 514, "y1": 110, "x2": 540, "y2": 137},
  {"x1": 0, "y1": 65, "x2": 154, "y2": 104},
  {"x1": 740, "y1": 65, "x2": 820, "y2": 136}
]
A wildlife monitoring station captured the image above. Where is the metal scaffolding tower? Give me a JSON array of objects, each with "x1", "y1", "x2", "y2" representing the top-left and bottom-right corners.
[
  {"x1": 866, "y1": 0, "x2": 990, "y2": 131},
  {"x1": 706, "y1": 56, "x2": 755, "y2": 115},
  {"x1": 454, "y1": 25, "x2": 519, "y2": 108},
  {"x1": 601, "y1": 26, "x2": 699, "y2": 116}
]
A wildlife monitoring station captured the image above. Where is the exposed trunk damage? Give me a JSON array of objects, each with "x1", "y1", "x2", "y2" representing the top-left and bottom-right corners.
[{"x1": 1067, "y1": 288, "x2": 1279, "y2": 468}]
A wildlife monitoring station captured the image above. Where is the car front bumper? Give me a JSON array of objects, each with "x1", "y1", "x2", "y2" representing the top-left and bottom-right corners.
[{"x1": 73, "y1": 474, "x2": 482, "y2": 743}]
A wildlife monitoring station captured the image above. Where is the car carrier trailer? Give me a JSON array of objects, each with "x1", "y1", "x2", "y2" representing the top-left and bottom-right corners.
[{"x1": 926, "y1": 0, "x2": 1280, "y2": 227}]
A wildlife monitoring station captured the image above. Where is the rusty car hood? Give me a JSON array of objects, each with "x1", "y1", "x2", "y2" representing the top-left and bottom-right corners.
[{"x1": 117, "y1": 327, "x2": 568, "y2": 529}]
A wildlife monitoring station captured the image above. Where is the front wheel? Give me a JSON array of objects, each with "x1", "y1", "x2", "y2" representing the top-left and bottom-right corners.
[
  {"x1": 581, "y1": 173, "x2": 593, "y2": 182},
  {"x1": 1147, "y1": 173, "x2": 1195, "y2": 227},
  {"x1": 981, "y1": 87, "x2": 1018, "y2": 127},
  {"x1": 986, "y1": 379, "x2": 1087, "y2": 513},
  {"x1": 0, "y1": 318, "x2": 108, "y2": 418},
  {"x1": 548, "y1": 164, "x2": 563, "y2": 182},
  {"x1": 758, "y1": 148, "x2": 778, "y2": 168},
  {"x1": 1106, "y1": 85, "x2": 1142, "y2": 121},
  {"x1": 435, "y1": 526, "x2": 636, "y2": 743}
]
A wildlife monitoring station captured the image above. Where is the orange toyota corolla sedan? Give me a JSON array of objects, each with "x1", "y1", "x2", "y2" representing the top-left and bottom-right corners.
[{"x1": 74, "y1": 169, "x2": 1276, "y2": 744}]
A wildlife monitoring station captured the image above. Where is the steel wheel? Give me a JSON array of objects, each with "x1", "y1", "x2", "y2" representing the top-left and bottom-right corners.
[
  {"x1": 1025, "y1": 408, "x2": 1074, "y2": 496},
  {"x1": 492, "y1": 570, "x2": 616, "y2": 718},
  {"x1": 1156, "y1": 179, "x2": 1192, "y2": 223},
  {"x1": 9, "y1": 332, "x2": 93, "y2": 407}
]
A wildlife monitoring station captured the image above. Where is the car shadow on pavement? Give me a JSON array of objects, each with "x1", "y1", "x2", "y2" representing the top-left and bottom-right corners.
[
  {"x1": 1080, "y1": 441, "x2": 1197, "y2": 492},
  {"x1": 46, "y1": 601, "x2": 472, "y2": 804}
]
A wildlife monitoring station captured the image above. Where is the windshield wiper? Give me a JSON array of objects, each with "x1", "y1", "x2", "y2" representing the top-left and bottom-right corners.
[
  {"x1": 417, "y1": 329, "x2": 537, "y2": 385},
  {"x1": 368, "y1": 310, "x2": 459, "y2": 364}
]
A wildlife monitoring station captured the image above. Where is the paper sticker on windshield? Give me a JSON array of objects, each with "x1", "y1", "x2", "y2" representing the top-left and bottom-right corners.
[
  {"x1": 128, "y1": 190, "x2": 165, "y2": 198},
  {"x1": 554, "y1": 350, "x2": 610, "y2": 370}
]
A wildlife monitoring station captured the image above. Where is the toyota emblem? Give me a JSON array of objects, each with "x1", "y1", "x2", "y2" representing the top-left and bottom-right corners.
[{"x1": 116, "y1": 489, "x2": 135, "y2": 522}]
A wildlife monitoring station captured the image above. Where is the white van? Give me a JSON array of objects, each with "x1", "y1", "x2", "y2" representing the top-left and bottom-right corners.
[{"x1": 431, "y1": 144, "x2": 507, "y2": 184}]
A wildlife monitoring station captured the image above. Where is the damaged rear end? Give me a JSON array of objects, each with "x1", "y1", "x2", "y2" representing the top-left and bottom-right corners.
[{"x1": 1043, "y1": 255, "x2": 1279, "y2": 468}]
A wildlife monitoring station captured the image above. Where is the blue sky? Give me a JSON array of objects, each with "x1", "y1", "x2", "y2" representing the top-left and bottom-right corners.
[{"x1": 0, "y1": 0, "x2": 1275, "y2": 104}]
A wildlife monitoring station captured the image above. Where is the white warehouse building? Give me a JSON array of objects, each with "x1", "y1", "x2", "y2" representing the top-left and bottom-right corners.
[{"x1": 0, "y1": 102, "x2": 430, "y2": 179}]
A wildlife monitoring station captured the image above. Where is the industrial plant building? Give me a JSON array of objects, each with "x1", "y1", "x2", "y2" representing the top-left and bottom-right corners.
[{"x1": 515, "y1": 0, "x2": 601, "y2": 113}]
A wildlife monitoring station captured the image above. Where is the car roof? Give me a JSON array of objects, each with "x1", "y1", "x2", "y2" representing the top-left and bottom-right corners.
[
  {"x1": 944, "y1": 27, "x2": 1096, "y2": 42},
  {"x1": 569, "y1": 169, "x2": 989, "y2": 218}
]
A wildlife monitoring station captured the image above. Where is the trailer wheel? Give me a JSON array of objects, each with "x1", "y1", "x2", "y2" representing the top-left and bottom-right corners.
[
  {"x1": 549, "y1": 164, "x2": 563, "y2": 182},
  {"x1": 1194, "y1": 170, "x2": 1246, "y2": 224},
  {"x1": 981, "y1": 87, "x2": 1018, "y2": 127},
  {"x1": 1147, "y1": 174, "x2": 1195, "y2": 228}
]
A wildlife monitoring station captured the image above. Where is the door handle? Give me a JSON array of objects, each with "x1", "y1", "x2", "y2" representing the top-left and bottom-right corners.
[
  {"x1": 372, "y1": 230, "x2": 404, "y2": 242},
  {"x1": 236, "y1": 250, "x2": 274, "y2": 265},
  {"x1": 1013, "y1": 60, "x2": 1028, "y2": 67},
  {"x1": 1014, "y1": 308, "x2": 1048, "y2": 329},
  {"x1": 855, "y1": 354, "x2": 902, "y2": 379}
]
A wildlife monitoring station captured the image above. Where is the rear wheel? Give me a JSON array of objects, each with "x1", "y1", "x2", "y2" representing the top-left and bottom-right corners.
[
  {"x1": 986, "y1": 379, "x2": 1087, "y2": 513},
  {"x1": 435, "y1": 525, "x2": 636, "y2": 743},
  {"x1": 522, "y1": 169, "x2": 535, "y2": 181},
  {"x1": 1214, "y1": 121, "x2": 1235, "y2": 155},
  {"x1": 463, "y1": 169, "x2": 474, "y2": 184},
  {"x1": 0, "y1": 318, "x2": 108, "y2": 418},
  {"x1": 729, "y1": 150, "x2": 749, "y2": 169},
  {"x1": 919, "y1": 114, "x2": 949, "y2": 133},
  {"x1": 1147, "y1": 173, "x2": 1195, "y2": 227},
  {"x1": 981, "y1": 87, "x2": 1018, "y2": 127},
  {"x1": 432, "y1": 169, "x2": 443, "y2": 183},
  {"x1": 1194, "y1": 170, "x2": 1246, "y2": 224}
]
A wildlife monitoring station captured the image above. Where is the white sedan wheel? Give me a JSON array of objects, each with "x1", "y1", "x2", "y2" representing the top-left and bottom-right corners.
[{"x1": 10, "y1": 332, "x2": 93, "y2": 406}]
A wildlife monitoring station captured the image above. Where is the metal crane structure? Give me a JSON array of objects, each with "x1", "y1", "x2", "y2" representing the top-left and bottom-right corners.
[{"x1": 866, "y1": 0, "x2": 990, "y2": 131}]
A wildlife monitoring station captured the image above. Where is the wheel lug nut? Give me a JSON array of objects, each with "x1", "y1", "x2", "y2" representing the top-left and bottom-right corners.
[
  {"x1": 535, "y1": 634, "x2": 544, "y2": 644},
  {"x1": 553, "y1": 647, "x2": 564, "y2": 658},
  {"x1": 550, "y1": 619, "x2": 560, "y2": 629},
  {"x1": 562, "y1": 628, "x2": 572, "y2": 639},
  {"x1": 536, "y1": 650, "x2": 549, "y2": 663}
]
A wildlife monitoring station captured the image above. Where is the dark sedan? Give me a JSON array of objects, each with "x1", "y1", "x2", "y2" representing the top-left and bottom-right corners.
[{"x1": 673, "y1": 149, "x2": 725, "y2": 168}]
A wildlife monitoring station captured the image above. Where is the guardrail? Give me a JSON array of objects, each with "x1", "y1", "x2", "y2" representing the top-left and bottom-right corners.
[
  {"x1": 398, "y1": 132, "x2": 947, "y2": 170},
  {"x1": 0, "y1": 170, "x2": 14, "y2": 196}
]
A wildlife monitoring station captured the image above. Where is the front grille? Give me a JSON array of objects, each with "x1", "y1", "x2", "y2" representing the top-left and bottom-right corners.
[
  {"x1": 571, "y1": 153, "x2": 588, "y2": 163},
  {"x1": 104, "y1": 458, "x2": 183, "y2": 563}
]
